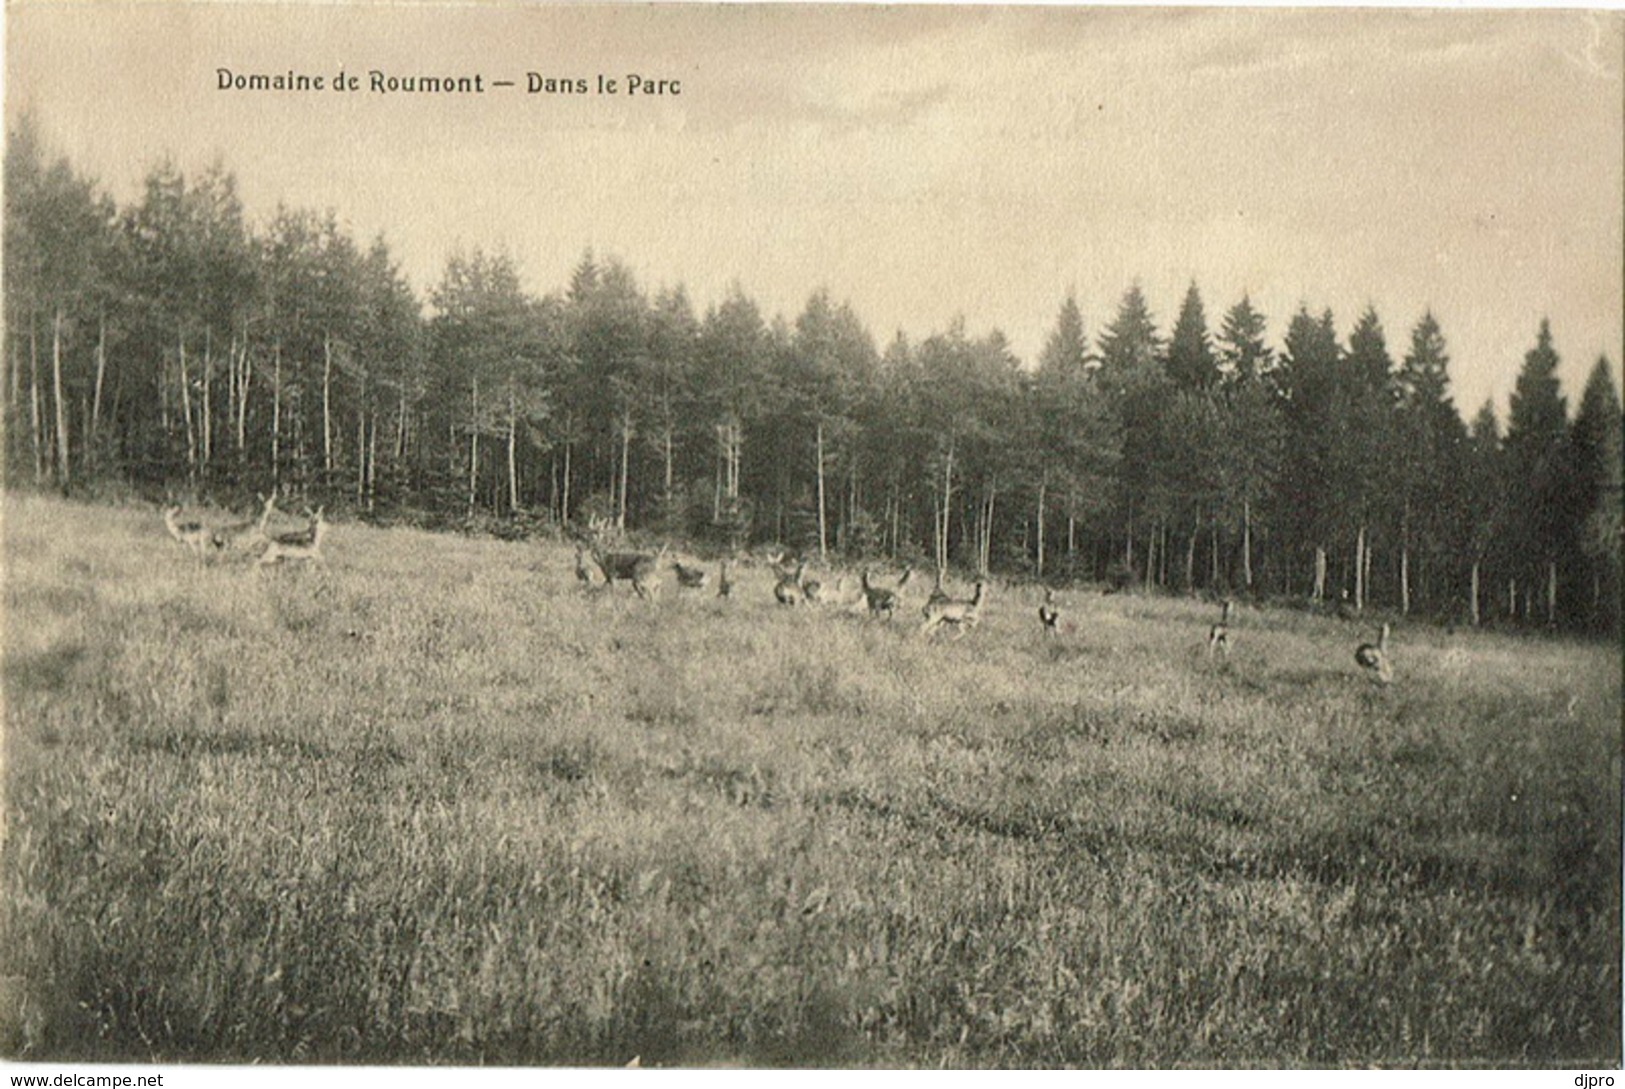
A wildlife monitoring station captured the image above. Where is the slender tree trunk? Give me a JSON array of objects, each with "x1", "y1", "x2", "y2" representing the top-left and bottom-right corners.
[
  {"x1": 8, "y1": 327, "x2": 20, "y2": 449},
  {"x1": 1067, "y1": 514, "x2": 1076, "y2": 559},
  {"x1": 1470, "y1": 560, "x2": 1481, "y2": 626},
  {"x1": 322, "y1": 333, "x2": 334, "y2": 479},
  {"x1": 663, "y1": 428, "x2": 674, "y2": 499},
  {"x1": 1145, "y1": 525, "x2": 1158, "y2": 592},
  {"x1": 236, "y1": 336, "x2": 252, "y2": 454},
  {"x1": 271, "y1": 340, "x2": 282, "y2": 485},
  {"x1": 29, "y1": 315, "x2": 43, "y2": 487},
  {"x1": 201, "y1": 327, "x2": 213, "y2": 468},
  {"x1": 1546, "y1": 559, "x2": 1558, "y2": 626},
  {"x1": 507, "y1": 387, "x2": 519, "y2": 513},
  {"x1": 1184, "y1": 512, "x2": 1199, "y2": 594},
  {"x1": 467, "y1": 377, "x2": 480, "y2": 516},
  {"x1": 357, "y1": 402, "x2": 368, "y2": 502},
  {"x1": 1508, "y1": 577, "x2": 1517, "y2": 621},
  {"x1": 815, "y1": 420, "x2": 828, "y2": 562},
  {"x1": 51, "y1": 306, "x2": 70, "y2": 486},
  {"x1": 1363, "y1": 536, "x2": 1373, "y2": 612},
  {"x1": 562, "y1": 440, "x2": 573, "y2": 524},
  {"x1": 1400, "y1": 544, "x2": 1411, "y2": 616},
  {"x1": 889, "y1": 475, "x2": 901, "y2": 559},
  {"x1": 1354, "y1": 525, "x2": 1367, "y2": 612},
  {"x1": 1313, "y1": 545, "x2": 1327, "y2": 601},
  {"x1": 178, "y1": 330, "x2": 197, "y2": 476},
  {"x1": 618, "y1": 406, "x2": 632, "y2": 530},
  {"x1": 1035, "y1": 472, "x2": 1047, "y2": 578},
  {"x1": 367, "y1": 409, "x2": 379, "y2": 510},
  {"x1": 1209, "y1": 514, "x2": 1220, "y2": 588},
  {"x1": 981, "y1": 488, "x2": 996, "y2": 574},
  {"x1": 89, "y1": 312, "x2": 107, "y2": 472},
  {"x1": 394, "y1": 382, "x2": 409, "y2": 462},
  {"x1": 1242, "y1": 497, "x2": 1254, "y2": 589},
  {"x1": 713, "y1": 425, "x2": 724, "y2": 522},
  {"x1": 936, "y1": 437, "x2": 955, "y2": 577}
]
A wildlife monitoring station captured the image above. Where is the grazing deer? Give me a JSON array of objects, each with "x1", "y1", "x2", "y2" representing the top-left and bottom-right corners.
[
  {"x1": 1354, "y1": 623, "x2": 1393, "y2": 684},
  {"x1": 163, "y1": 505, "x2": 215, "y2": 559},
  {"x1": 1207, "y1": 600, "x2": 1232, "y2": 657},
  {"x1": 257, "y1": 508, "x2": 329, "y2": 568},
  {"x1": 774, "y1": 559, "x2": 808, "y2": 606},
  {"x1": 212, "y1": 493, "x2": 277, "y2": 553},
  {"x1": 1038, "y1": 587, "x2": 1062, "y2": 637},
  {"x1": 860, "y1": 569, "x2": 901, "y2": 620},
  {"x1": 920, "y1": 579, "x2": 987, "y2": 638},
  {"x1": 717, "y1": 560, "x2": 733, "y2": 599},
  {"x1": 673, "y1": 560, "x2": 711, "y2": 590}
]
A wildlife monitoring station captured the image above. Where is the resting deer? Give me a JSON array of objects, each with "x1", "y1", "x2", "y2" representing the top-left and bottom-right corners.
[
  {"x1": 163, "y1": 505, "x2": 215, "y2": 559},
  {"x1": 213, "y1": 493, "x2": 277, "y2": 553},
  {"x1": 257, "y1": 508, "x2": 329, "y2": 568},
  {"x1": 920, "y1": 579, "x2": 987, "y2": 638},
  {"x1": 673, "y1": 560, "x2": 711, "y2": 590}
]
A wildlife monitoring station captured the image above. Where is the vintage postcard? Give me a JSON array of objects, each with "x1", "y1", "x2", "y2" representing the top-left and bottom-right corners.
[{"x1": 2, "y1": 1, "x2": 1621, "y2": 1075}]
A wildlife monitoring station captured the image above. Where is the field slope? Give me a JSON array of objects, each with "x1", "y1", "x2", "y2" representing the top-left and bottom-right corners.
[{"x1": 2, "y1": 495, "x2": 1619, "y2": 1066}]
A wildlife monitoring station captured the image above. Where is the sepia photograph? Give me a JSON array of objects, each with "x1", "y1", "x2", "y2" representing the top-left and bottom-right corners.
[{"x1": 1, "y1": 0, "x2": 1621, "y2": 1072}]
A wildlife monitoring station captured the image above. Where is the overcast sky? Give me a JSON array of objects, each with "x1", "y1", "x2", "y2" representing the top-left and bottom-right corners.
[{"x1": 6, "y1": 2, "x2": 1622, "y2": 419}]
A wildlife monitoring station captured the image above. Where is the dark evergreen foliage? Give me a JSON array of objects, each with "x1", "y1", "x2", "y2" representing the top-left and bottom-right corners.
[{"x1": 4, "y1": 128, "x2": 1619, "y2": 632}]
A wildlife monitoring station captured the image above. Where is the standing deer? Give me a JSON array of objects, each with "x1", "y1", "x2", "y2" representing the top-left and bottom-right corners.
[
  {"x1": 1207, "y1": 600, "x2": 1232, "y2": 657},
  {"x1": 920, "y1": 579, "x2": 988, "y2": 638},
  {"x1": 775, "y1": 559, "x2": 808, "y2": 606},
  {"x1": 582, "y1": 516, "x2": 663, "y2": 599}
]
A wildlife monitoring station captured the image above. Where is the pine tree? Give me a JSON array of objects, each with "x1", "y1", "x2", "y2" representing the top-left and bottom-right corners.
[
  {"x1": 1166, "y1": 281, "x2": 1218, "y2": 391},
  {"x1": 1503, "y1": 319, "x2": 1571, "y2": 623},
  {"x1": 1392, "y1": 312, "x2": 1468, "y2": 615},
  {"x1": 1566, "y1": 357, "x2": 1623, "y2": 631},
  {"x1": 1098, "y1": 284, "x2": 1166, "y2": 583}
]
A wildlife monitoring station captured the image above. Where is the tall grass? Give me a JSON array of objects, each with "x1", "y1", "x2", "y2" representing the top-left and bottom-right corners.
[{"x1": 2, "y1": 494, "x2": 1619, "y2": 1066}]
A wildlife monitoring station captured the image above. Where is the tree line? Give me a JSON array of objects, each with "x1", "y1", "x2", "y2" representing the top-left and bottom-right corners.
[{"x1": 5, "y1": 120, "x2": 1620, "y2": 632}]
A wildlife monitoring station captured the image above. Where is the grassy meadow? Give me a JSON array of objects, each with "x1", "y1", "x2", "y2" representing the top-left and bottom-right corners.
[{"x1": 1, "y1": 493, "x2": 1619, "y2": 1067}]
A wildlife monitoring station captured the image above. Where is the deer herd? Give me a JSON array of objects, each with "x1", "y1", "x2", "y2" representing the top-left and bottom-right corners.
[
  {"x1": 159, "y1": 500, "x2": 1398, "y2": 678},
  {"x1": 162, "y1": 493, "x2": 328, "y2": 570}
]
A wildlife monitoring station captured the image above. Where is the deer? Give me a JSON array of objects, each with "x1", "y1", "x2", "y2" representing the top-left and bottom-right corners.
[
  {"x1": 774, "y1": 559, "x2": 808, "y2": 606},
  {"x1": 1355, "y1": 623, "x2": 1393, "y2": 684},
  {"x1": 212, "y1": 493, "x2": 277, "y2": 553},
  {"x1": 1038, "y1": 587, "x2": 1062, "y2": 637},
  {"x1": 163, "y1": 505, "x2": 216, "y2": 559},
  {"x1": 581, "y1": 516, "x2": 663, "y2": 600},
  {"x1": 1207, "y1": 600, "x2": 1232, "y2": 657},
  {"x1": 920, "y1": 578, "x2": 988, "y2": 638},
  {"x1": 257, "y1": 507, "x2": 329, "y2": 568},
  {"x1": 672, "y1": 560, "x2": 711, "y2": 590},
  {"x1": 574, "y1": 546, "x2": 597, "y2": 587},
  {"x1": 860, "y1": 569, "x2": 903, "y2": 620}
]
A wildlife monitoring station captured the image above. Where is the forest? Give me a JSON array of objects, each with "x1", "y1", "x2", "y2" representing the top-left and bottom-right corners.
[{"x1": 5, "y1": 118, "x2": 1621, "y2": 633}]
